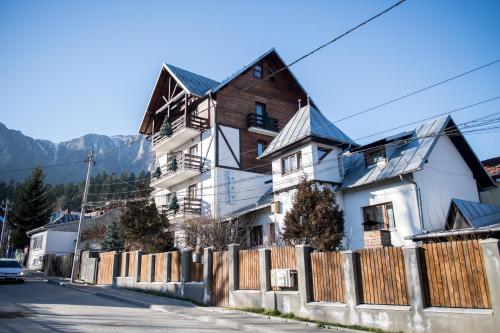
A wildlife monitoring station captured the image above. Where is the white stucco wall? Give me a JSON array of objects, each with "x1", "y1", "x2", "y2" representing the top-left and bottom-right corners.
[
  {"x1": 46, "y1": 231, "x2": 76, "y2": 255},
  {"x1": 342, "y1": 179, "x2": 421, "y2": 249},
  {"x1": 28, "y1": 231, "x2": 48, "y2": 270},
  {"x1": 413, "y1": 135, "x2": 480, "y2": 232},
  {"x1": 217, "y1": 125, "x2": 240, "y2": 168}
]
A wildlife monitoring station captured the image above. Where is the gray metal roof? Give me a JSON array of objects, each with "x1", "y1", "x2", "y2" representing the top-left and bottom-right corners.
[
  {"x1": 452, "y1": 198, "x2": 500, "y2": 228},
  {"x1": 259, "y1": 105, "x2": 356, "y2": 158},
  {"x1": 165, "y1": 64, "x2": 220, "y2": 97},
  {"x1": 341, "y1": 116, "x2": 451, "y2": 189}
]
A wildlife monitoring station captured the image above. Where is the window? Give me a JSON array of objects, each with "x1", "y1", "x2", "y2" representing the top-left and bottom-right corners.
[
  {"x1": 253, "y1": 63, "x2": 263, "y2": 79},
  {"x1": 189, "y1": 144, "x2": 198, "y2": 156},
  {"x1": 364, "y1": 148, "x2": 386, "y2": 168},
  {"x1": 188, "y1": 184, "x2": 197, "y2": 199},
  {"x1": 269, "y1": 66, "x2": 278, "y2": 83},
  {"x1": 250, "y1": 225, "x2": 263, "y2": 247},
  {"x1": 255, "y1": 103, "x2": 266, "y2": 126},
  {"x1": 362, "y1": 202, "x2": 395, "y2": 231},
  {"x1": 318, "y1": 147, "x2": 331, "y2": 161},
  {"x1": 32, "y1": 236, "x2": 43, "y2": 250},
  {"x1": 281, "y1": 151, "x2": 302, "y2": 175},
  {"x1": 269, "y1": 223, "x2": 276, "y2": 244},
  {"x1": 257, "y1": 141, "x2": 267, "y2": 156}
]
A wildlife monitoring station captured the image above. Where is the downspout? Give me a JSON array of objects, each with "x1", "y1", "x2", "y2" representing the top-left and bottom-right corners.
[{"x1": 400, "y1": 174, "x2": 426, "y2": 234}]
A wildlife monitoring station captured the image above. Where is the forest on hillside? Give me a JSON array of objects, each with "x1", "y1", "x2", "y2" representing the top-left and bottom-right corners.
[{"x1": 0, "y1": 170, "x2": 151, "y2": 213}]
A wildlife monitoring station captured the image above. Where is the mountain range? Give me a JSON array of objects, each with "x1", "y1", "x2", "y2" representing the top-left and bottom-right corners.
[{"x1": 0, "y1": 122, "x2": 153, "y2": 184}]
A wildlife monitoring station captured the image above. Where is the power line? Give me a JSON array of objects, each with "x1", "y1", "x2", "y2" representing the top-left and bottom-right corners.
[{"x1": 0, "y1": 160, "x2": 85, "y2": 175}]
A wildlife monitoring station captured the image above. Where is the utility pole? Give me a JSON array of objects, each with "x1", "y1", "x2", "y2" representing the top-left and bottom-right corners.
[
  {"x1": 0, "y1": 199, "x2": 9, "y2": 257},
  {"x1": 70, "y1": 149, "x2": 95, "y2": 283}
]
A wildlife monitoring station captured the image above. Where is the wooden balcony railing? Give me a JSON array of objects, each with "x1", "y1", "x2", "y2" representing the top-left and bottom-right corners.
[
  {"x1": 247, "y1": 113, "x2": 279, "y2": 132},
  {"x1": 158, "y1": 197, "x2": 202, "y2": 217},
  {"x1": 152, "y1": 153, "x2": 202, "y2": 182},
  {"x1": 152, "y1": 114, "x2": 209, "y2": 146}
]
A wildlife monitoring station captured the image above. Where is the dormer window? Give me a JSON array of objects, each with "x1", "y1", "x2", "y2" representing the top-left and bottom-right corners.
[
  {"x1": 253, "y1": 63, "x2": 263, "y2": 79},
  {"x1": 318, "y1": 147, "x2": 332, "y2": 161},
  {"x1": 282, "y1": 151, "x2": 302, "y2": 175},
  {"x1": 364, "y1": 147, "x2": 386, "y2": 168}
]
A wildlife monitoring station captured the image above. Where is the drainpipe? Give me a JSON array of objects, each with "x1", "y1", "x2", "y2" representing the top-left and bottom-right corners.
[{"x1": 400, "y1": 174, "x2": 426, "y2": 234}]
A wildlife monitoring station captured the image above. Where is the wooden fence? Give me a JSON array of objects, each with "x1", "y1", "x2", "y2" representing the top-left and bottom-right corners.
[
  {"x1": 310, "y1": 251, "x2": 344, "y2": 303},
  {"x1": 97, "y1": 251, "x2": 115, "y2": 285},
  {"x1": 128, "y1": 252, "x2": 136, "y2": 277},
  {"x1": 170, "y1": 251, "x2": 181, "y2": 282},
  {"x1": 270, "y1": 246, "x2": 296, "y2": 269},
  {"x1": 212, "y1": 250, "x2": 229, "y2": 307},
  {"x1": 140, "y1": 254, "x2": 150, "y2": 282},
  {"x1": 357, "y1": 247, "x2": 409, "y2": 305},
  {"x1": 189, "y1": 256, "x2": 203, "y2": 282},
  {"x1": 239, "y1": 249, "x2": 260, "y2": 290},
  {"x1": 421, "y1": 240, "x2": 491, "y2": 308},
  {"x1": 154, "y1": 253, "x2": 164, "y2": 282}
]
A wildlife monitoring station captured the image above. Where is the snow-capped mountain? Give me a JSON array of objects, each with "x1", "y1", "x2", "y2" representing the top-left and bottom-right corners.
[{"x1": 0, "y1": 122, "x2": 153, "y2": 184}]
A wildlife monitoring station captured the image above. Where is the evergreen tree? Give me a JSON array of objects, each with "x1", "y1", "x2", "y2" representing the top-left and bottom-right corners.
[
  {"x1": 152, "y1": 167, "x2": 162, "y2": 179},
  {"x1": 160, "y1": 117, "x2": 173, "y2": 136},
  {"x1": 101, "y1": 219, "x2": 123, "y2": 250},
  {"x1": 119, "y1": 200, "x2": 174, "y2": 252},
  {"x1": 9, "y1": 167, "x2": 52, "y2": 248},
  {"x1": 169, "y1": 193, "x2": 179, "y2": 213},
  {"x1": 168, "y1": 157, "x2": 178, "y2": 172},
  {"x1": 282, "y1": 179, "x2": 344, "y2": 251}
]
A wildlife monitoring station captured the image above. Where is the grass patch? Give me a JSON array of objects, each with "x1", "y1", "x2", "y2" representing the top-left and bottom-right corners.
[
  {"x1": 122, "y1": 287, "x2": 206, "y2": 307},
  {"x1": 231, "y1": 307, "x2": 401, "y2": 333}
]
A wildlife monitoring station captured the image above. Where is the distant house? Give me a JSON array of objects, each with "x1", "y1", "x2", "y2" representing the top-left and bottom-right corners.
[
  {"x1": 480, "y1": 156, "x2": 500, "y2": 206},
  {"x1": 258, "y1": 104, "x2": 496, "y2": 249},
  {"x1": 408, "y1": 199, "x2": 500, "y2": 242},
  {"x1": 26, "y1": 211, "x2": 82, "y2": 270},
  {"x1": 26, "y1": 209, "x2": 122, "y2": 270}
]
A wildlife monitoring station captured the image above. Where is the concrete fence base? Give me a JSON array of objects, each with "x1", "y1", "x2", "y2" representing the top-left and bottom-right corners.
[{"x1": 109, "y1": 239, "x2": 499, "y2": 333}]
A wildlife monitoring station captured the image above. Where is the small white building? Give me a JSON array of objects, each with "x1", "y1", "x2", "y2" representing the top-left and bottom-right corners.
[{"x1": 258, "y1": 105, "x2": 495, "y2": 249}]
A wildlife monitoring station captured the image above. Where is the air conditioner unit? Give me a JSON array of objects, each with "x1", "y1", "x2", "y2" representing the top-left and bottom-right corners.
[
  {"x1": 271, "y1": 201, "x2": 281, "y2": 213},
  {"x1": 270, "y1": 269, "x2": 297, "y2": 288}
]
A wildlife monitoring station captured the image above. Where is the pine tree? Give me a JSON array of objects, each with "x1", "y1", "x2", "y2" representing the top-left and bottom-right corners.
[
  {"x1": 119, "y1": 200, "x2": 174, "y2": 252},
  {"x1": 152, "y1": 167, "x2": 162, "y2": 179},
  {"x1": 282, "y1": 179, "x2": 344, "y2": 251},
  {"x1": 160, "y1": 117, "x2": 173, "y2": 136},
  {"x1": 101, "y1": 219, "x2": 123, "y2": 250},
  {"x1": 168, "y1": 157, "x2": 178, "y2": 172},
  {"x1": 9, "y1": 167, "x2": 52, "y2": 248},
  {"x1": 169, "y1": 193, "x2": 179, "y2": 213}
]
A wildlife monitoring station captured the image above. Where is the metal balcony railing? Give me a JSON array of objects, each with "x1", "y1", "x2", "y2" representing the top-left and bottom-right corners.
[{"x1": 247, "y1": 113, "x2": 279, "y2": 132}]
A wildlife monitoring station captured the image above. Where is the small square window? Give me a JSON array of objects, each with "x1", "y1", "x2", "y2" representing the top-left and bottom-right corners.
[
  {"x1": 250, "y1": 225, "x2": 263, "y2": 247},
  {"x1": 362, "y1": 202, "x2": 395, "y2": 231},
  {"x1": 253, "y1": 63, "x2": 263, "y2": 79},
  {"x1": 281, "y1": 152, "x2": 302, "y2": 175},
  {"x1": 364, "y1": 148, "x2": 386, "y2": 168}
]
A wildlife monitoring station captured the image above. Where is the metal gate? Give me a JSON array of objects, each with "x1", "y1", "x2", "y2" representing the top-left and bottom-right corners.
[
  {"x1": 97, "y1": 251, "x2": 115, "y2": 285},
  {"x1": 211, "y1": 250, "x2": 229, "y2": 307}
]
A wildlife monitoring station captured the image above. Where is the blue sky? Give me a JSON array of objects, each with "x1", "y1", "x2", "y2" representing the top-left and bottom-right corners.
[{"x1": 0, "y1": 0, "x2": 499, "y2": 159}]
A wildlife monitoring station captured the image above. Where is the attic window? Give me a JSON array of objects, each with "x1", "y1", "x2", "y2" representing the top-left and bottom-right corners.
[
  {"x1": 253, "y1": 63, "x2": 263, "y2": 79},
  {"x1": 318, "y1": 147, "x2": 332, "y2": 161},
  {"x1": 364, "y1": 147, "x2": 386, "y2": 168},
  {"x1": 269, "y1": 66, "x2": 278, "y2": 83}
]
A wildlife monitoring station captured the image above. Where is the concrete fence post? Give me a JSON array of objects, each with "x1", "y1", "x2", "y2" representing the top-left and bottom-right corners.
[
  {"x1": 163, "y1": 252, "x2": 171, "y2": 292},
  {"x1": 295, "y1": 245, "x2": 313, "y2": 305},
  {"x1": 228, "y1": 243, "x2": 240, "y2": 307},
  {"x1": 258, "y1": 247, "x2": 273, "y2": 309},
  {"x1": 342, "y1": 250, "x2": 360, "y2": 308},
  {"x1": 203, "y1": 247, "x2": 213, "y2": 305},
  {"x1": 121, "y1": 252, "x2": 128, "y2": 277},
  {"x1": 111, "y1": 251, "x2": 120, "y2": 287},
  {"x1": 148, "y1": 254, "x2": 155, "y2": 285},
  {"x1": 403, "y1": 245, "x2": 425, "y2": 310},
  {"x1": 480, "y1": 238, "x2": 500, "y2": 328},
  {"x1": 181, "y1": 249, "x2": 191, "y2": 297},
  {"x1": 133, "y1": 250, "x2": 143, "y2": 286}
]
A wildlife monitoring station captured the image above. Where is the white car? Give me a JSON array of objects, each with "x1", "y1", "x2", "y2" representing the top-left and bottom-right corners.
[{"x1": 0, "y1": 258, "x2": 24, "y2": 283}]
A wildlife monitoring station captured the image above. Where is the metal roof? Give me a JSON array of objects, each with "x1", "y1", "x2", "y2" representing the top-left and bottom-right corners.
[
  {"x1": 259, "y1": 105, "x2": 356, "y2": 158},
  {"x1": 452, "y1": 198, "x2": 500, "y2": 228},
  {"x1": 164, "y1": 64, "x2": 220, "y2": 97},
  {"x1": 341, "y1": 115, "x2": 495, "y2": 189}
]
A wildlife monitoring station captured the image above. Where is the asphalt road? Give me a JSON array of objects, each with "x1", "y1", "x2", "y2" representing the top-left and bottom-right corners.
[{"x1": 0, "y1": 278, "x2": 236, "y2": 333}]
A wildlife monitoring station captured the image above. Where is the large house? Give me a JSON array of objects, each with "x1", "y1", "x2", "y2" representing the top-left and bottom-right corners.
[
  {"x1": 139, "y1": 49, "x2": 309, "y2": 246},
  {"x1": 258, "y1": 105, "x2": 496, "y2": 249},
  {"x1": 139, "y1": 48, "x2": 497, "y2": 249}
]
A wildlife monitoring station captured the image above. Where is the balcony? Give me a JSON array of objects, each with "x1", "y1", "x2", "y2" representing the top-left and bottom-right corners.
[
  {"x1": 151, "y1": 153, "x2": 202, "y2": 189},
  {"x1": 247, "y1": 113, "x2": 279, "y2": 136},
  {"x1": 152, "y1": 114, "x2": 209, "y2": 155},
  {"x1": 158, "y1": 197, "x2": 202, "y2": 218}
]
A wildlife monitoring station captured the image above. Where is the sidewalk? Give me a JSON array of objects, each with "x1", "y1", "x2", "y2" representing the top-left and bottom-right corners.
[{"x1": 31, "y1": 272, "x2": 361, "y2": 333}]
